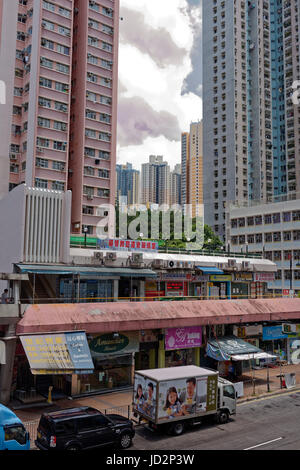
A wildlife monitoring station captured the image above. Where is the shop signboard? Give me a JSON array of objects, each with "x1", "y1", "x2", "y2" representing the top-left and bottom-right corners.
[
  {"x1": 97, "y1": 239, "x2": 158, "y2": 252},
  {"x1": 253, "y1": 273, "x2": 275, "y2": 282},
  {"x1": 89, "y1": 332, "x2": 139, "y2": 356},
  {"x1": 165, "y1": 327, "x2": 202, "y2": 351},
  {"x1": 20, "y1": 332, "x2": 94, "y2": 374},
  {"x1": 209, "y1": 275, "x2": 232, "y2": 282},
  {"x1": 234, "y1": 273, "x2": 253, "y2": 281},
  {"x1": 263, "y1": 326, "x2": 288, "y2": 341},
  {"x1": 233, "y1": 325, "x2": 262, "y2": 338},
  {"x1": 160, "y1": 272, "x2": 192, "y2": 281}
]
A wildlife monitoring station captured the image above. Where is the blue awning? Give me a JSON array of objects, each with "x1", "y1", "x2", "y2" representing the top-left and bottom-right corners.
[
  {"x1": 195, "y1": 266, "x2": 224, "y2": 274},
  {"x1": 16, "y1": 264, "x2": 157, "y2": 278}
]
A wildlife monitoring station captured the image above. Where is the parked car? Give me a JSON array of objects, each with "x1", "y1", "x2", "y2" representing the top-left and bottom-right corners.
[
  {"x1": 35, "y1": 406, "x2": 135, "y2": 451},
  {"x1": 0, "y1": 404, "x2": 30, "y2": 450}
]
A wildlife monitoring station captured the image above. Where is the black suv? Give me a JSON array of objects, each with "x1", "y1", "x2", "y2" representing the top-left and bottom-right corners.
[{"x1": 35, "y1": 406, "x2": 135, "y2": 451}]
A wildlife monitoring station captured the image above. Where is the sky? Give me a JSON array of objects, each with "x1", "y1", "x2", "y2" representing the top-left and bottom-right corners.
[{"x1": 117, "y1": 0, "x2": 202, "y2": 171}]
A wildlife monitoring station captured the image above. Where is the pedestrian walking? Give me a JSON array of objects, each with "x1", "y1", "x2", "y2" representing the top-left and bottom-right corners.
[{"x1": 1, "y1": 289, "x2": 9, "y2": 304}]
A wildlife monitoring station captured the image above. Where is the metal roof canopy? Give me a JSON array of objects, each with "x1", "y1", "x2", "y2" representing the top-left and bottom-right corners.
[
  {"x1": 231, "y1": 352, "x2": 278, "y2": 361},
  {"x1": 15, "y1": 264, "x2": 157, "y2": 278},
  {"x1": 207, "y1": 335, "x2": 262, "y2": 361}
]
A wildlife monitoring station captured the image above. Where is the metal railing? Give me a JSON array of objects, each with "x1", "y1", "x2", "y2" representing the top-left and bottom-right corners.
[
  {"x1": 70, "y1": 239, "x2": 263, "y2": 259},
  {"x1": 18, "y1": 292, "x2": 296, "y2": 304}
]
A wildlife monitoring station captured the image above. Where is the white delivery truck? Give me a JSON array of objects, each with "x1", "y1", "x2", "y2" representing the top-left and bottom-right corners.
[{"x1": 133, "y1": 365, "x2": 237, "y2": 436}]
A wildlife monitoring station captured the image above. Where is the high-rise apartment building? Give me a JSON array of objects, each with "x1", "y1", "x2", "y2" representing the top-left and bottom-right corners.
[
  {"x1": 116, "y1": 162, "x2": 140, "y2": 206},
  {"x1": 203, "y1": 0, "x2": 300, "y2": 241},
  {"x1": 181, "y1": 131, "x2": 190, "y2": 206},
  {"x1": 0, "y1": 0, "x2": 119, "y2": 236},
  {"x1": 181, "y1": 122, "x2": 203, "y2": 216},
  {"x1": 141, "y1": 155, "x2": 170, "y2": 206},
  {"x1": 170, "y1": 163, "x2": 181, "y2": 206}
]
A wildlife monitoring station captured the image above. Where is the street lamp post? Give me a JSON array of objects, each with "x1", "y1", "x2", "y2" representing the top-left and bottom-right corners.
[{"x1": 83, "y1": 226, "x2": 88, "y2": 247}]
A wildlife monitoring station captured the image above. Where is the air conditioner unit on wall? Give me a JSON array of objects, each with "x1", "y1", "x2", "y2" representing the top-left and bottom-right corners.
[
  {"x1": 93, "y1": 251, "x2": 103, "y2": 263},
  {"x1": 242, "y1": 261, "x2": 251, "y2": 270},
  {"x1": 152, "y1": 259, "x2": 164, "y2": 269},
  {"x1": 130, "y1": 253, "x2": 143, "y2": 266},
  {"x1": 227, "y1": 259, "x2": 237, "y2": 269},
  {"x1": 105, "y1": 252, "x2": 117, "y2": 262}
]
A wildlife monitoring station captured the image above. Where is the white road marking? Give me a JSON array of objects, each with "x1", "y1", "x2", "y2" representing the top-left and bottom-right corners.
[{"x1": 244, "y1": 437, "x2": 283, "y2": 450}]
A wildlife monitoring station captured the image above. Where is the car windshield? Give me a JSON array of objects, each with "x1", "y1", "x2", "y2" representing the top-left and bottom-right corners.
[{"x1": 4, "y1": 425, "x2": 27, "y2": 445}]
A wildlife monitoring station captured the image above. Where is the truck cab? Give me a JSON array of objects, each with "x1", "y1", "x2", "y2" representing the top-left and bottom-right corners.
[
  {"x1": 217, "y1": 378, "x2": 237, "y2": 423},
  {"x1": 0, "y1": 404, "x2": 30, "y2": 450}
]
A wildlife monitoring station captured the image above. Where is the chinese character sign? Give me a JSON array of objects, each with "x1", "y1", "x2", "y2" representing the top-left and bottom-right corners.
[{"x1": 20, "y1": 332, "x2": 94, "y2": 373}]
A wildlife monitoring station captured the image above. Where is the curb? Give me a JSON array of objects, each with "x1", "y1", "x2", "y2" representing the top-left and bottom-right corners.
[{"x1": 237, "y1": 386, "x2": 300, "y2": 404}]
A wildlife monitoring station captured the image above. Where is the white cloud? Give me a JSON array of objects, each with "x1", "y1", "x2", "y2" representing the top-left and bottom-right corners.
[{"x1": 117, "y1": 0, "x2": 202, "y2": 170}]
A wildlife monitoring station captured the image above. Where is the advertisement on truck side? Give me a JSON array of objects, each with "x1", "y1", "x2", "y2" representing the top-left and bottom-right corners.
[{"x1": 133, "y1": 373, "x2": 218, "y2": 423}]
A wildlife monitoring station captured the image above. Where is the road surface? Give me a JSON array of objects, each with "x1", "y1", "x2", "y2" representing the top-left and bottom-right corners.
[{"x1": 131, "y1": 391, "x2": 300, "y2": 450}]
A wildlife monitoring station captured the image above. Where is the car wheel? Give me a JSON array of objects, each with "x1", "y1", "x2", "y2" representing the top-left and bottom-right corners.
[
  {"x1": 119, "y1": 433, "x2": 132, "y2": 449},
  {"x1": 66, "y1": 444, "x2": 81, "y2": 451},
  {"x1": 172, "y1": 422, "x2": 185, "y2": 436},
  {"x1": 217, "y1": 410, "x2": 229, "y2": 424}
]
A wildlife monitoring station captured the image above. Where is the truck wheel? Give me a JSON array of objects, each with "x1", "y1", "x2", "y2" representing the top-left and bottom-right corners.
[
  {"x1": 217, "y1": 410, "x2": 229, "y2": 424},
  {"x1": 172, "y1": 422, "x2": 185, "y2": 436}
]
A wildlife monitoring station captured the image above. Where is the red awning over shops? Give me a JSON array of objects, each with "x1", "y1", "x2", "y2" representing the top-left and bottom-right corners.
[{"x1": 16, "y1": 298, "x2": 300, "y2": 335}]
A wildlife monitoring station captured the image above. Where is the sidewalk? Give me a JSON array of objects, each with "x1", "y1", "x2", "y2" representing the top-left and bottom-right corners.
[{"x1": 12, "y1": 362, "x2": 300, "y2": 447}]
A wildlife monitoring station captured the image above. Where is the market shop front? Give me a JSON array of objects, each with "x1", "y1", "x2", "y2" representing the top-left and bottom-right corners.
[
  {"x1": 77, "y1": 331, "x2": 139, "y2": 395},
  {"x1": 164, "y1": 326, "x2": 202, "y2": 368}
]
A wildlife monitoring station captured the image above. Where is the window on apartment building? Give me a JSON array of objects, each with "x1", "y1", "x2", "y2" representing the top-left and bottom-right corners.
[
  {"x1": 36, "y1": 158, "x2": 49, "y2": 168},
  {"x1": 83, "y1": 206, "x2": 94, "y2": 215},
  {"x1": 102, "y1": 25, "x2": 113, "y2": 35},
  {"x1": 264, "y1": 214, "x2": 272, "y2": 224},
  {"x1": 39, "y1": 77, "x2": 52, "y2": 88},
  {"x1": 265, "y1": 233, "x2": 273, "y2": 243},
  {"x1": 99, "y1": 151, "x2": 110, "y2": 160},
  {"x1": 38, "y1": 117, "x2": 50, "y2": 128},
  {"x1": 57, "y1": 44, "x2": 70, "y2": 55},
  {"x1": 102, "y1": 42, "x2": 112, "y2": 52},
  {"x1": 39, "y1": 96, "x2": 51, "y2": 108},
  {"x1": 283, "y1": 231, "x2": 292, "y2": 241},
  {"x1": 100, "y1": 95, "x2": 112, "y2": 105},
  {"x1": 55, "y1": 101, "x2": 68, "y2": 112},
  {"x1": 52, "y1": 181, "x2": 65, "y2": 191},
  {"x1": 97, "y1": 188, "x2": 110, "y2": 198},
  {"x1": 36, "y1": 137, "x2": 50, "y2": 148},
  {"x1": 89, "y1": 0, "x2": 100, "y2": 12},
  {"x1": 41, "y1": 38, "x2": 54, "y2": 50},
  {"x1": 53, "y1": 121, "x2": 67, "y2": 131},
  {"x1": 56, "y1": 63, "x2": 69, "y2": 74},
  {"x1": 58, "y1": 7, "x2": 71, "y2": 18},
  {"x1": 53, "y1": 141, "x2": 67, "y2": 151},
  {"x1": 273, "y1": 232, "x2": 281, "y2": 242},
  {"x1": 98, "y1": 169, "x2": 109, "y2": 178},
  {"x1": 99, "y1": 132, "x2": 111, "y2": 142},
  {"x1": 42, "y1": 20, "x2": 55, "y2": 31},
  {"x1": 272, "y1": 213, "x2": 281, "y2": 224},
  {"x1": 35, "y1": 178, "x2": 48, "y2": 189},
  {"x1": 84, "y1": 147, "x2": 95, "y2": 157},
  {"x1": 58, "y1": 26, "x2": 71, "y2": 37},
  {"x1": 52, "y1": 161, "x2": 65, "y2": 171},
  {"x1": 292, "y1": 211, "x2": 300, "y2": 221},
  {"x1": 283, "y1": 212, "x2": 291, "y2": 222},
  {"x1": 99, "y1": 113, "x2": 111, "y2": 123},
  {"x1": 55, "y1": 82, "x2": 69, "y2": 93},
  {"x1": 43, "y1": 1, "x2": 55, "y2": 12}
]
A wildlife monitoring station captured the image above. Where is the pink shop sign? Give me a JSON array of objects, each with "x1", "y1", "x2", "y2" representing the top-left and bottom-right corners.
[{"x1": 165, "y1": 327, "x2": 202, "y2": 351}]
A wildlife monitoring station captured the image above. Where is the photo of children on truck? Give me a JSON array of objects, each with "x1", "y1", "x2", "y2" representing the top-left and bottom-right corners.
[{"x1": 163, "y1": 387, "x2": 183, "y2": 419}]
